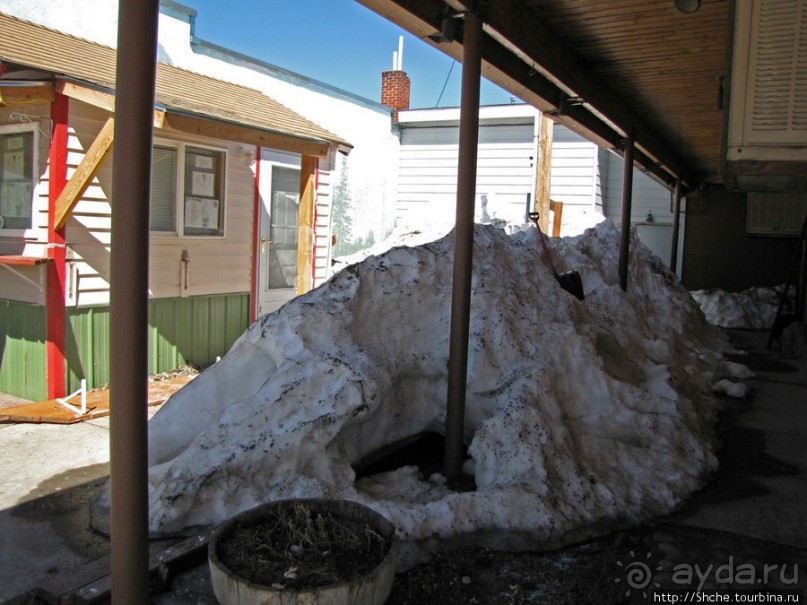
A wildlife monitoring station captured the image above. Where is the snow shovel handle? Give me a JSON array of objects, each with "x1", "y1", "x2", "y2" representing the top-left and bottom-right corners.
[{"x1": 528, "y1": 212, "x2": 557, "y2": 273}]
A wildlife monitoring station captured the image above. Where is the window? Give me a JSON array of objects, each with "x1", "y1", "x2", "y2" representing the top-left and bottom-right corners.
[
  {"x1": 0, "y1": 125, "x2": 35, "y2": 232},
  {"x1": 150, "y1": 141, "x2": 226, "y2": 236}
]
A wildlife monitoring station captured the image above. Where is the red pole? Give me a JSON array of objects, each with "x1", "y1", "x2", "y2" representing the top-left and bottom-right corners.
[
  {"x1": 47, "y1": 92, "x2": 69, "y2": 399},
  {"x1": 109, "y1": 0, "x2": 159, "y2": 601}
]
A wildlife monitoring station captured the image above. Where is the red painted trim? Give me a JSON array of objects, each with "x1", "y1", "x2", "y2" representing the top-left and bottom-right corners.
[
  {"x1": 47, "y1": 92, "x2": 69, "y2": 398},
  {"x1": 0, "y1": 255, "x2": 51, "y2": 266},
  {"x1": 250, "y1": 146, "x2": 261, "y2": 322},
  {"x1": 0, "y1": 62, "x2": 6, "y2": 78}
]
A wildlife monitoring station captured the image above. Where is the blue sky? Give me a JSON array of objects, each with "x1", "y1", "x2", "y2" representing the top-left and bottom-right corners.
[{"x1": 178, "y1": 0, "x2": 518, "y2": 109}]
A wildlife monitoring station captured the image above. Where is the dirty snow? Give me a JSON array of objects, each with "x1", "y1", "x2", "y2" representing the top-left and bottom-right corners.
[
  {"x1": 691, "y1": 285, "x2": 791, "y2": 330},
  {"x1": 139, "y1": 220, "x2": 745, "y2": 562}
]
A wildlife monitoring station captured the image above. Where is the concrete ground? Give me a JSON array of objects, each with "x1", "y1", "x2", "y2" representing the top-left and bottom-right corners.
[{"x1": 0, "y1": 329, "x2": 805, "y2": 603}]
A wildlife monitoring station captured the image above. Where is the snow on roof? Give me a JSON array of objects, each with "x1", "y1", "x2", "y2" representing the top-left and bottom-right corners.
[
  {"x1": 133, "y1": 220, "x2": 748, "y2": 562},
  {"x1": 0, "y1": 11, "x2": 350, "y2": 151}
]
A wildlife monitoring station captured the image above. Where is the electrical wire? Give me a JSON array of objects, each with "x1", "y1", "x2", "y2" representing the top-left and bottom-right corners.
[{"x1": 435, "y1": 59, "x2": 456, "y2": 107}]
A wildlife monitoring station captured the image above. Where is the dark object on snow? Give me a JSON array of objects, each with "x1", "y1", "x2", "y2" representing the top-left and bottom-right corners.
[{"x1": 528, "y1": 212, "x2": 585, "y2": 301}]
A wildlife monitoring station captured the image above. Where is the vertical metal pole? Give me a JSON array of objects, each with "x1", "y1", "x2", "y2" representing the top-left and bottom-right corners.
[
  {"x1": 670, "y1": 179, "x2": 682, "y2": 274},
  {"x1": 618, "y1": 135, "x2": 635, "y2": 291},
  {"x1": 110, "y1": 0, "x2": 158, "y2": 602},
  {"x1": 445, "y1": 11, "x2": 483, "y2": 480}
]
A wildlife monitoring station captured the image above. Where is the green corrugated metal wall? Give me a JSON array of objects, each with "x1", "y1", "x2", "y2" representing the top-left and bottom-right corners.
[
  {"x1": 2, "y1": 293, "x2": 250, "y2": 401},
  {"x1": 64, "y1": 292, "x2": 250, "y2": 393},
  {"x1": 0, "y1": 300, "x2": 47, "y2": 401}
]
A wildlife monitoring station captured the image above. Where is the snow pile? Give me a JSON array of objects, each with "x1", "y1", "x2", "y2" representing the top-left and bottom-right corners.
[
  {"x1": 144, "y1": 221, "x2": 744, "y2": 558},
  {"x1": 691, "y1": 285, "x2": 791, "y2": 329}
]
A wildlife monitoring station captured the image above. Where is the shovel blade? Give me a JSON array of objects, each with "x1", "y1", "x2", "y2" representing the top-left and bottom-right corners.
[{"x1": 556, "y1": 270, "x2": 585, "y2": 301}]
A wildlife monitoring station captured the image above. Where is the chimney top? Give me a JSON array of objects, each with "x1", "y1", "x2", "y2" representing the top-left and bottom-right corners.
[{"x1": 381, "y1": 36, "x2": 410, "y2": 122}]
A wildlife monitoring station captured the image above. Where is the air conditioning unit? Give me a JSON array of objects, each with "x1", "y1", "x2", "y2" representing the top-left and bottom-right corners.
[{"x1": 725, "y1": 0, "x2": 807, "y2": 191}]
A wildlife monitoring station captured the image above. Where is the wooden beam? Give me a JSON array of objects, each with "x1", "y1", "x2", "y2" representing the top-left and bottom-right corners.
[
  {"x1": 296, "y1": 156, "x2": 317, "y2": 295},
  {"x1": 355, "y1": 0, "x2": 686, "y2": 190},
  {"x1": 533, "y1": 113, "x2": 553, "y2": 232},
  {"x1": 447, "y1": 0, "x2": 692, "y2": 183},
  {"x1": 550, "y1": 200, "x2": 563, "y2": 238},
  {"x1": 53, "y1": 117, "x2": 115, "y2": 230},
  {"x1": 56, "y1": 80, "x2": 164, "y2": 128},
  {"x1": 0, "y1": 84, "x2": 54, "y2": 106},
  {"x1": 164, "y1": 113, "x2": 330, "y2": 158}
]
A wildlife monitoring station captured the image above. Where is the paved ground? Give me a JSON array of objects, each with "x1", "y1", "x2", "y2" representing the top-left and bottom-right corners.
[{"x1": 1, "y1": 329, "x2": 805, "y2": 604}]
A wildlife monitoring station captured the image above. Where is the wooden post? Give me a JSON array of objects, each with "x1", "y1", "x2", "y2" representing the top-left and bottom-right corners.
[
  {"x1": 445, "y1": 11, "x2": 483, "y2": 480},
  {"x1": 533, "y1": 114, "x2": 553, "y2": 232},
  {"x1": 296, "y1": 156, "x2": 317, "y2": 295}
]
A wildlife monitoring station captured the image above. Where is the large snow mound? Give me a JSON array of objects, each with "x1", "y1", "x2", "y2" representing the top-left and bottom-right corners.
[{"x1": 144, "y1": 221, "x2": 740, "y2": 556}]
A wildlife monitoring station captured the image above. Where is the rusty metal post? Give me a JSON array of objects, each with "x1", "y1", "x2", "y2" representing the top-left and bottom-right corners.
[
  {"x1": 445, "y1": 11, "x2": 483, "y2": 480},
  {"x1": 670, "y1": 179, "x2": 683, "y2": 273},
  {"x1": 618, "y1": 135, "x2": 635, "y2": 291},
  {"x1": 110, "y1": 0, "x2": 159, "y2": 601}
]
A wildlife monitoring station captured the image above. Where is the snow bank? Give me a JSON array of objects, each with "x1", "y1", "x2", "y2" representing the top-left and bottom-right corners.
[
  {"x1": 691, "y1": 285, "x2": 791, "y2": 329},
  {"x1": 143, "y1": 221, "x2": 740, "y2": 558}
]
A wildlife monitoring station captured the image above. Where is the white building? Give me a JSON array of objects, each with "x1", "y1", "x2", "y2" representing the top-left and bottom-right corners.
[{"x1": 396, "y1": 104, "x2": 680, "y2": 264}]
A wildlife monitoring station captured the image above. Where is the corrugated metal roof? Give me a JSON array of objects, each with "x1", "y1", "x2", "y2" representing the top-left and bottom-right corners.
[{"x1": 0, "y1": 11, "x2": 351, "y2": 151}]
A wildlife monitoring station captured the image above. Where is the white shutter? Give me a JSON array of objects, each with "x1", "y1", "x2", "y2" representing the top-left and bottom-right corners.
[
  {"x1": 150, "y1": 146, "x2": 177, "y2": 232},
  {"x1": 749, "y1": 0, "x2": 807, "y2": 138}
]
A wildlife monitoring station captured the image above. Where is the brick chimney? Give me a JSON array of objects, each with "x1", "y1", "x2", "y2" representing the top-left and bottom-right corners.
[{"x1": 381, "y1": 36, "x2": 410, "y2": 122}]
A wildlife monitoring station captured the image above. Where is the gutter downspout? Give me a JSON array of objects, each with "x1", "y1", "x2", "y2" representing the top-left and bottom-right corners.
[
  {"x1": 47, "y1": 92, "x2": 69, "y2": 399},
  {"x1": 445, "y1": 10, "x2": 483, "y2": 480},
  {"x1": 109, "y1": 0, "x2": 159, "y2": 601},
  {"x1": 250, "y1": 145, "x2": 262, "y2": 322}
]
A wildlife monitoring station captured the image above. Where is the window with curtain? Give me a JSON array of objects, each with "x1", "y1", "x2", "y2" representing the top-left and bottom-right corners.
[
  {"x1": 150, "y1": 141, "x2": 226, "y2": 236},
  {"x1": 0, "y1": 127, "x2": 35, "y2": 231}
]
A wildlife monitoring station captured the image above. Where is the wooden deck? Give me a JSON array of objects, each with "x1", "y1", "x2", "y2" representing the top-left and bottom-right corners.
[{"x1": 0, "y1": 375, "x2": 194, "y2": 424}]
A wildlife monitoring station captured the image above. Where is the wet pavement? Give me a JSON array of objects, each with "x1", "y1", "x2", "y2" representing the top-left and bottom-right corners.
[{"x1": 1, "y1": 329, "x2": 805, "y2": 604}]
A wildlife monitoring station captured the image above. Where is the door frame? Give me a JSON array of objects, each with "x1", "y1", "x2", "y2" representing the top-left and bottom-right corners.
[{"x1": 253, "y1": 149, "x2": 302, "y2": 318}]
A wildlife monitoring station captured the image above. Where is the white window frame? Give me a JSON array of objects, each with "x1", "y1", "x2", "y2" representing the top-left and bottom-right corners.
[
  {"x1": 0, "y1": 122, "x2": 38, "y2": 238},
  {"x1": 150, "y1": 138, "x2": 228, "y2": 239}
]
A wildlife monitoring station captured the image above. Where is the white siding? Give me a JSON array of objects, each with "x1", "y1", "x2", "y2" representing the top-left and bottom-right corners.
[
  {"x1": 603, "y1": 149, "x2": 674, "y2": 225},
  {"x1": 601, "y1": 148, "x2": 679, "y2": 266},
  {"x1": 398, "y1": 123, "x2": 536, "y2": 226},
  {"x1": 61, "y1": 102, "x2": 254, "y2": 307},
  {"x1": 397, "y1": 121, "x2": 602, "y2": 227}
]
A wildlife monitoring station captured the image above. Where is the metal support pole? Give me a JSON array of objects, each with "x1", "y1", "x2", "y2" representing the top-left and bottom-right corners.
[
  {"x1": 110, "y1": 0, "x2": 158, "y2": 602},
  {"x1": 618, "y1": 135, "x2": 635, "y2": 291},
  {"x1": 670, "y1": 179, "x2": 683, "y2": 274},
  {"x1": 445, "y1": 11, "x2": 483, "y2": 480}
]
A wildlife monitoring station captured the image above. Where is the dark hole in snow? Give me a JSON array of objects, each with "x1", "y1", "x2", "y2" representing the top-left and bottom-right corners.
[{"x1": 353, "y1": 432, "x2": 476, "y2": 492}]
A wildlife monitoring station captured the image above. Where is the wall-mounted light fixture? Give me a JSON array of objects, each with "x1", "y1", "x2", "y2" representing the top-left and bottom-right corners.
[{"x1": 675, "y1": 0, "x2": 701, "y2": 13}]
